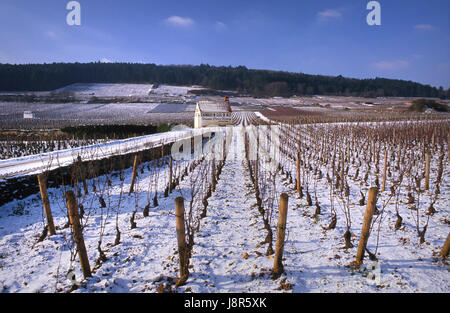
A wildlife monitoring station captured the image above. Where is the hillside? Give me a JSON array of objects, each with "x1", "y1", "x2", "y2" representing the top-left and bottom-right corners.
[{"x1": 0, "y1": 63, "x2": 448, "y2": 99}]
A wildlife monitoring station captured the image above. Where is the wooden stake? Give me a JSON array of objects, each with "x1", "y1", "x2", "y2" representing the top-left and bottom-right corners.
[
  {"x1": 296, "y1": 151, "x2": 301, "y2": 195},
  {"x1": 340, "y1": 152, "x2": 344, "y2": 192},
  {"x1": 65, "y1": 190, "x2": 91, "y2": 278},
  {"x1": 440, "y1": 232, "x2": 450, "y2": 258},
  {"x1": 37, "y1": 174, "x2": 56, "y2": 236},
  {"x1": 211, "y1": 157, "x2": 216, "y2": 192},
  {"x1": 381, "y1": 149, "x2": 387, "y2": 192},
  {"x1": 129, "y1": 154, "x2": 139, "y2": 194},
  {"x1": 273, "y1": 193, "x2": 289, "y2": 278},
  {"x1": 161, "y1": 143, "x2": 165, "y2": 166},
  {"x1": 425, "y1": 150, "x2": 431, "y2": 191},
  {"x1": 355, "y1": 187, "x2": 378, "y2": 265},
  {"x1": 447, "y1": 134, "x2": 450, "y2": 162},
  {"x1": 431, "y1": 129, "x2": 435, "y2": 149},
  {"x1": 175, "y1": 197, "x2": 189, "y2": 286},
  {"x1": 77, "y1": 156, "x2": 88, "y2": 195},
  {"x1": 169, "y1": 156, "x2": 173, "y2": 193}
]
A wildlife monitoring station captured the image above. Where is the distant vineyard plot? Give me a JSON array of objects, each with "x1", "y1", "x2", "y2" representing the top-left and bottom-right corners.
[
  {"x1": 54, "y1": 83, "x2": 205, "y2": 98},
  {"x1": 55, "y1": 83, "x2": 154, "y2": 97},
  {"x1": 0, "y1": 84, "x2": 210, "y2": 129},
  {"x1": 0, "y1": 101, "x2": 192, "y2": 129}
]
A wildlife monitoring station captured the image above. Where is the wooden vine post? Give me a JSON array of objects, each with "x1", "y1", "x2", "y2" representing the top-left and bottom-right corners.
[
  {"x1": 175, "y1": 197, "x2": 189, "y2": 286},
  {"x1": 211, "y1": 153, "x2": 217, "y2": 192},
  {"x1": 340, "y1": 152, "x2": 344, "y2": 192},
  {"x1": 355, "y1": 187, "x2": 378, "y2": 266},
  {"x1": 169, "y1": 156, "x2": 173, "y2": 193},
  {"x1": 424, "y1": 149, "x2": 431, "y2": 191},
  {"x1": 440, "y1": 233, "x2": 450, "y2": 258},
  {"x1": 161, "y1": 143, "x2": 165, "y2": 167},
  {"x1": 273, "y1": 193, "x2": 289, "y2": 279},
  {"x1": 65, "y1": 190, "x2": 91, "y2": 278},
  {"x1": 381, "y1": 148, "x2": 388, "y2": 192},
  {"x1": 129, "y1": 154, "x2": 139, "y2": 194},
  {"x1": 296, "y1": 151, "x2": 301, "y2": 196},
  {"x1": 447, "y1": 134, "x2": 450, "y2": 162},
  {"x1": 77, "y1": 155, "x2": 88, "y2": 195},
  {"x1": 37, "y1": 173, "x2": 56, "y2": 236}
]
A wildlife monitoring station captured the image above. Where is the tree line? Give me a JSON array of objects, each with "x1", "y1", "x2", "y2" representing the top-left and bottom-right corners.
[{"x1": 0, "y1": 62, "x2": 448, "y2": 98}]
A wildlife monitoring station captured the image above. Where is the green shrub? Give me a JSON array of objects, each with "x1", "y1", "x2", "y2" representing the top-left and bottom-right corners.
[{"x1": 409, "y1": 99, "x2": 448, "y2": 112}]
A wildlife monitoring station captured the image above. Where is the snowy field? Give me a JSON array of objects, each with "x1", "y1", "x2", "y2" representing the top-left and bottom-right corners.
[
  {"x1": 55, "y1": 83, "x2": 204, "y2": 98},
  {"x1": 0, "y1": 121, "x2": 448, "y2": 293},
  {"x1": 149, "y1": 103, "x2": 196, "y2": 113},
  {"x1": 0, "y1": 101, "x2": 192, "y2": 129},
  {"x1": 0, "y1": 84, "x2": 209, "y2": 129},
  {"x1": 3, "y1": 83, "x2": 439, "y2": 130},
  {"x1": 55, "y1": 83, "x2": 154, "y2": 97},
  {"x1": 149, "y1": 85, "x2": 204, "y2": 96}
]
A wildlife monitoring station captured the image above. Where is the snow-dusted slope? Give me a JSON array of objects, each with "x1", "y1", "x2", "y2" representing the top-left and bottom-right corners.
[
  {"x1": 55, "y1": 83, "x2": 204, "y2": 97},
  {"x1": 149, "y1": 85, "x2": 204, "y2": 96},
  {"x1": 55, "y1": 83, "x2": 154, "y2": 97}
]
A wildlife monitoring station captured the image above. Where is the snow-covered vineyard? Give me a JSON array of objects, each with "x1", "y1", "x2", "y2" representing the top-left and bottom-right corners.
[{"x1": 0, "y1": 117, "x2": 449, "y2": 293}]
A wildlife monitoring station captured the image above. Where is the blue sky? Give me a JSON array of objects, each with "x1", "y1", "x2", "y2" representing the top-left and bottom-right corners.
[{"x1": 0, "y1": 0, "x2": 449, "y2": 88}]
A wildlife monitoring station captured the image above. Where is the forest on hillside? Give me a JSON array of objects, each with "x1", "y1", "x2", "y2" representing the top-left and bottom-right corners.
[{"x1": 0, "y1": 62, "x2": 448, "y2": 98}]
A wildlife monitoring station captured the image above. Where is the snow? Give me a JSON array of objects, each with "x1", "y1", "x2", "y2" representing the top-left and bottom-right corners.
[
  {"x1": 0, "y1": 124, "x2": 448, "y2": 293},
  {"x1": 149, "y1": 103, "x2": 195, "y2": 113},
  {"x1": 255, "y1": 112, "x2": 271, "y2": 123},
  {"x1": 55, "y1": 83, "x2": 205, "y2": 98},
  {"x1": 55, "y1": 83, "x2": 154, "y2": 97},
  {"x1": 149, "y1": 85, "x2": 204, "y2": 97}
]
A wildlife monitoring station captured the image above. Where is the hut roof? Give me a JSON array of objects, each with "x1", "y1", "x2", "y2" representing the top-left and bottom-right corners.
[{"x1": 197, "y1": 100, "x2": 232, "y2": 113}]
